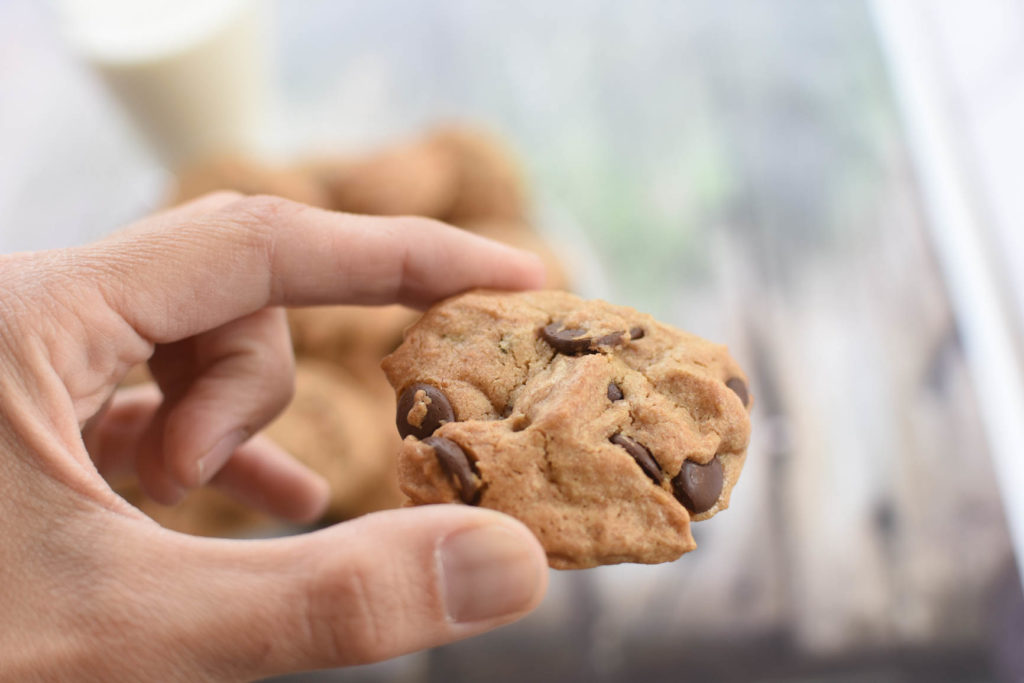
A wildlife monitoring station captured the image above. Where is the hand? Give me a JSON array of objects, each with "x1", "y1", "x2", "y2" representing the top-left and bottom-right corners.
[{"x1": 0, "y1": 193, "x2": 549, "y2": 681}]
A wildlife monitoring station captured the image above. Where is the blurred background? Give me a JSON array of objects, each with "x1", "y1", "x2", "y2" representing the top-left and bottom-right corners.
[{"x1": 3, "y1": 0, "x2": 1024, "y2": 680}]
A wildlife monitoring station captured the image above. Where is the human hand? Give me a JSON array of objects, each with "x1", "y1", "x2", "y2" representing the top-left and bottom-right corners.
[{"x1": 0, "y1": 193, "x2": 549, "y2": 681}]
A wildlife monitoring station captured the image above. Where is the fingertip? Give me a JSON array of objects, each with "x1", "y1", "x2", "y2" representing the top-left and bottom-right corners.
[
  {"x1": 438, "y1": 510, "x2": 549, "y2": 622},
  {"x1": 287, "y1": 472, "x2": 331, "y2": 525},
  {"x1": 137, "y1": 462, "x2": 187, "y2": 507},
  {"x1": 371, "y1": 505, "x2": 548, "y2": 625},
  {"x1": 205, "y1": 436, "x2": 334, "y2": 524},
  {"x1": 472, "y1": 236, "x2": 549, "y2": 292},
  {"x1": 195, "y1": 428, "x2": 250, "y2": 487},
  {"x1": 519, "y1": 250, "x2": 549, "y2": 291}
]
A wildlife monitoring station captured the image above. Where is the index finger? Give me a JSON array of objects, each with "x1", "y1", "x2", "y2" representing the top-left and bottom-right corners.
[{"x1": 82, "y1": 195, "x2": 547, "y2": 344}]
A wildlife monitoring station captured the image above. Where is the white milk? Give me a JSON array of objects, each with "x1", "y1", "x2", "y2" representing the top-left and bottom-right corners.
[{"x1": 58, "y1": 0, "x2": 270, "y2": 167}]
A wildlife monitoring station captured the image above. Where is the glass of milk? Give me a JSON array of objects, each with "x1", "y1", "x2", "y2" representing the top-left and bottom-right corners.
[{"x1": 57, "y1": 0, "x2": 270, "y2": 168}]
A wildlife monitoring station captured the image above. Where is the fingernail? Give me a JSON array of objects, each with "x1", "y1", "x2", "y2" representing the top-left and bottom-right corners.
[
  {"x1": 438, "y1": 524, "x2": 543, "y2": 623},
  {"x1": 197, "y1": 429, "x2": 247, "y2": 485}
]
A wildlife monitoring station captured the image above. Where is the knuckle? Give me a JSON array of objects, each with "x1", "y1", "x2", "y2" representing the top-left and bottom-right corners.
[
  {"x1": 396, "y1": 215, "x2": 449, "y2": 242},
  {"x1": 301, "y1": 557, "x2": 396, "y2": 666},
  {"x1": 217, "y1": 194, "x2": 305, "y2": 300},
  {"x1": 0, "y1": 250, "x2": 115, "y2": 366},
  {"x1": 228, "y1": 195, "x2": 301, "y2": 237}
]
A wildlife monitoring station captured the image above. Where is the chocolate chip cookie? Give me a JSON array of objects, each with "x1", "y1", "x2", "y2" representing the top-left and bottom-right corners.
[
  {"x1": 431, "y1": 126, "x2": 528, "y2": 225},
  {"x1": 287, "y1": 304, "x2": 419, "y2": 384},
  {"x1": 382, "y1": 290, "x2": 752, "y2": 569}
]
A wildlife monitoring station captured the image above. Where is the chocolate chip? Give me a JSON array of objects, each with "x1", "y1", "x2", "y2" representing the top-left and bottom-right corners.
[
  {"x1": 726, "y1": 378, "x2": 749, "y2": 407},
  {"x1": 396, "y1": 383, "x2": 454, "y2": 440},
  {"x1": 672, "y1": 457, "x2": 723, "y2": 514},
  {"x1": 540, "y1": 323, "x2": 593, "y2": 355},
  {"x1": 629, "y1": 326, "x2": 645, "y2": 340},
  {"x1": 593, "y1": 331, "x2": 625, "y2": 347},
  {"x1": 610, "y1": 434, "x2": 662, "y2": 484},
  {"x1": 423, "y1": 436, "x2": 482, "y2": 504},
  {"x1": 540, "y1": 322, "x2": 630, "y2": 355},
  {"x1": 607, "y1": 382, "x2": 624, "y2": 401}
]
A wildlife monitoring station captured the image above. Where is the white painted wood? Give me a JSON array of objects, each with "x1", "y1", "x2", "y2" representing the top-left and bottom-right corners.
[{"x1": 872, "y1": 0, "x2": 1024, "y2": 593}]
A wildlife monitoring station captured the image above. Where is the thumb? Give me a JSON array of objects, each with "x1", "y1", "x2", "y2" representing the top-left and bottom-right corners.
[{"x1": 136, "y1": 506, "x2": 548, "y2": 680}]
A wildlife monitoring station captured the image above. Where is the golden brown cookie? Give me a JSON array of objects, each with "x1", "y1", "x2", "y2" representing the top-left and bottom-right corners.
[
  {"x1": 119, "y1": 363, "x2": 152, "y2": 387},
  {"x1": 307, "y1": 136, "x2": 460, "y2": 218},
  {"x1": 287, "y1": 304, "x2": 420, "y2": 384},
  {"x1": 171, "y1": 156, "x2": 331, "y2": 207},
  {"x1": 264, "y1": 359, "x2": 404, "y2": 522},
  {"x1": 431, "y1": 126, "x2": 528, "y2": 225},
  {"x1": 119, "y1": 481, "x2": 276, "y2": 538},
  {"x1": 382, "y1": 290, "x2": 752, "y2": 569}
]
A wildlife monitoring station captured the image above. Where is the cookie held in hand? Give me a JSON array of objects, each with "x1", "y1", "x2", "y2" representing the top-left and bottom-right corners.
[{"x1": 382, "y1": 290, "x2": 752, "y2": 569}]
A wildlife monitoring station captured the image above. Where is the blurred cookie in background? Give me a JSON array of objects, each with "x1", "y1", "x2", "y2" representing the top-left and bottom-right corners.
[
  {"x1": 118, "y1": 480, "x2": 275, "y2": 538},
  {"x1": 287, "y1": 304, "x2": 419, "y2": 384},
  {"x1": 264, "y1": 359, "x2": 404, "y2": 523},
  {"x1": 305, "y1": 135, "x2": 460, "y2": 218},
  {"x1": 432, "y1": 125, "x2": 528, "y2": 226},
  {"x1": 119, "y1": 362, "x2": 152, "y2": 387},
  {"x1": 170, "y1": 155, "x2": 331, "y2": 207},
  {"x1": 298, "y1": 124, "x2": 528, "y2": 225}
]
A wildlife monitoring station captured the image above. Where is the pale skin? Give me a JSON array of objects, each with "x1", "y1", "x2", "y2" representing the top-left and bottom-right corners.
[{"x1": 0, "y1": 193, "x2": 549, "y2": 681}]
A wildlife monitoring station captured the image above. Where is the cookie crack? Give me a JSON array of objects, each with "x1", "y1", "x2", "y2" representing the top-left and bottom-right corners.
[
  {"x1": 479, "y1": 315, "x2": 561, "y2": 417},
  {"x1": 536, "y1": 427, "x2": 559, "y2": 492},
  {"x1": 499, "y1": 319, "x2": 559, "y2": 417}
]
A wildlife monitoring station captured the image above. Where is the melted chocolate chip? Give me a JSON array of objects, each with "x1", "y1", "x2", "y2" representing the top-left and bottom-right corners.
[
  {"x1": 396, "y1": 383, "x2": 454, "y2": 439},
  {"x1": 672, "y1": 457, "x2": 723, "y2": 514},
  {"x1": 629, "y1": 326, "x2": 645, "y2": 340},
  {"x1": 610, "y1": 434, "x2": 662, "y2": 484},
  {"x1": 607, "y1": 382, "x2": 624, "y2": 401},
  {"x1": 540, "y1": 323, "x2": 593, "y2": 355},
  {"x1": 593, "y1": 331, "x2": 625, "y2": 347},
  {"x1": 540, "y1": 322, "x2": 631, "y2": 355},
  {"x1": 423, "y1": 436, "x2": 482, "y2": 504},
  {"x1": 726, "y1": 378, "x2": 749, "y2": 407}
]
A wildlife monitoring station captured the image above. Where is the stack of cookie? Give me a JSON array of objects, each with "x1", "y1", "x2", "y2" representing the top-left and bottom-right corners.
[{"x1": 120, "y1": 124, "x2": 570, "y2": 537}]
